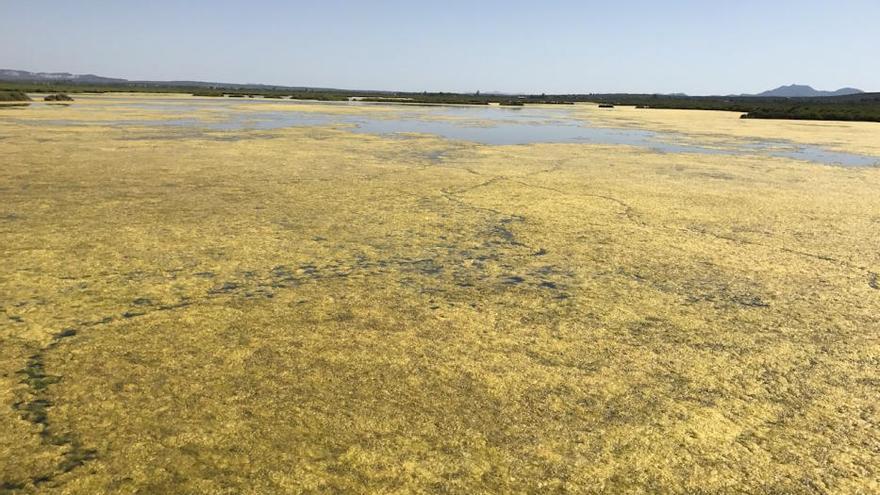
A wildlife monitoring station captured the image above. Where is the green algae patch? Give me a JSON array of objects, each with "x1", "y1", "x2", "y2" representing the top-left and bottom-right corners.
[{"x1": 1, "y1": 97, "x2": 879, "y2": 493}]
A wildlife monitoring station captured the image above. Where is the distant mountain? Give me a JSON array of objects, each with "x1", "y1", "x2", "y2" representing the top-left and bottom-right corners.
[
  {"x1": 752, "y1": 84, "x2": 863, "y2": 98},
  {"x1": 0, "y1": 69, "x2": 351, "y2": 92},
  {"x1": 0, "y1": 69, "x2": 127, "y2": 84}
]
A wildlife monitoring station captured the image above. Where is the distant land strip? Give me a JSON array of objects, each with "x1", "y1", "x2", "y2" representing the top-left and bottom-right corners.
[{"x1": 2, "y1": 71, "x2": 879, "y2": 123}]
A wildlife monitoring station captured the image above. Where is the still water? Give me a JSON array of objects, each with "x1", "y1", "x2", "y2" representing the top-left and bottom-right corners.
[{"x1": 5, "y1": 96, "x2": 879, "y2": 167}]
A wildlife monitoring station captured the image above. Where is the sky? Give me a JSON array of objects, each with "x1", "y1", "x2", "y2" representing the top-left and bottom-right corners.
[{"x1": 2, "y1": 0, "x2": 878, "y2": 95}]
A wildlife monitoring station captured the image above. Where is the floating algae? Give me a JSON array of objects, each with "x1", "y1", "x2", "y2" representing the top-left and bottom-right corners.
[{"x1": 1, "y1": 95, "x2": 879, "y2": 493}]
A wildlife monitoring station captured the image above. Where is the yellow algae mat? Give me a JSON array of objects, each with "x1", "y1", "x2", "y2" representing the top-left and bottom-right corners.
[{"x1": 1, "y1": 98, "x2": 879, "y2": 493}]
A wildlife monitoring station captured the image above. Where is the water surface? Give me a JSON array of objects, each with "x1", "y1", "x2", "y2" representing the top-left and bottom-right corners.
[{"x1": 6, "y1": 96, "x2": 879, "y2": 167}]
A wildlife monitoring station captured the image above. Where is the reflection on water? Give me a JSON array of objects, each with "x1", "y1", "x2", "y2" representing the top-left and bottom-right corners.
[{"x1": 5, "y1": 96, "x2": 879, "y2": 167}]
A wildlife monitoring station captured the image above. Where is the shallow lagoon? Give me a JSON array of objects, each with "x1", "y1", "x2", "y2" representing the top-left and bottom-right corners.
[{"x1": 9, "y1": 95, "x2": 880, "y2": 166}]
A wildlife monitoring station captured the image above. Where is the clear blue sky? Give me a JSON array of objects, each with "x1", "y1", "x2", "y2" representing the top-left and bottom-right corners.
[{"x1": 2, "y1": 0, "x2": 877, "y2": 94}]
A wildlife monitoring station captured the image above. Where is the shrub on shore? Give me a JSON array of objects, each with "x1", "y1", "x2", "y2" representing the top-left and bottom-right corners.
[
  {"x1": 0, "y1": 91, "x2": 31, "y2": 102},
  {"x1": 44, "y1": 94, "x2": 74, "y2": 102}
]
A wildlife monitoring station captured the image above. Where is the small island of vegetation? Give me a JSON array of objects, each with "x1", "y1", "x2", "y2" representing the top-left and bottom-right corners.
[
  {"x1": 44, "y1": 93, "x2": 74, "y2": 102},
  {"x1": 0, "y1": 90, "x2": 31, "y2": 102}
]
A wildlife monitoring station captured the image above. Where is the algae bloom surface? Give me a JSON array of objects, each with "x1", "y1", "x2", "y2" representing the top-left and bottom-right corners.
[{"x1": 1, "y1": 95, "x2": 879, "y2": 493}]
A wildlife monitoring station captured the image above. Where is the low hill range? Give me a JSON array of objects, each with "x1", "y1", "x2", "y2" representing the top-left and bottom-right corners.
[
  {"x1": 748, "y1": 84, "x2": 863, "y2": 98},
  {"x1": 0, "y1": 69, "x2": 127, "y2": 85},
  {"x1": 0, "y1": 69, "x2": 345, "y2": 92}
]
